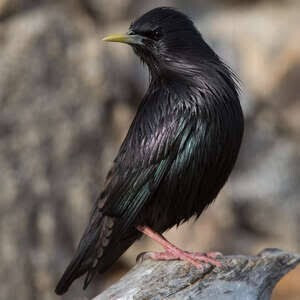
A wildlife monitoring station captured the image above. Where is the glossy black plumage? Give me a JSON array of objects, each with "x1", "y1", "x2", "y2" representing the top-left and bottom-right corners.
[{"x1": 55, "y1": 7, "x2": 244, "y2": 295}]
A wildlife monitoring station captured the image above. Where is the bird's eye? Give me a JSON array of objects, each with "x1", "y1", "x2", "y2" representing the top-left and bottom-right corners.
[
  {"x1": 143, "y1": 28, "x2": 162, "y2": 41},
  {"x1": 153, "y1": 29, "x2": 161, "y2": 40}
]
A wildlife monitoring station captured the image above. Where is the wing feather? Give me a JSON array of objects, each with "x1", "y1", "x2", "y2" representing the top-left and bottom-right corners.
[{"x1": 103, "y1": 111, "x2": 193, "y2": 233}]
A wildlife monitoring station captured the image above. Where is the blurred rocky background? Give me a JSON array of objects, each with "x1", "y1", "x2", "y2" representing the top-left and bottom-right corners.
[{"x1": 0, "y1": 0, "x2": 299, "y2": 299}]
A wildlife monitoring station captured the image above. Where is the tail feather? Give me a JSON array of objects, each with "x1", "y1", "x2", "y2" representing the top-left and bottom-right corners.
[
  {"x1": 55, "y1": 208, "x2": 140, "y2": 295},
  {"x1": 83, "y1": 229, "x2": 141, "y2": 289},
  {"x1": 55, "y1": 252, "x2": 89, "y2": 295},
  {"x1": 55, "y1": 221, "x2": 101, "y2": 295}
]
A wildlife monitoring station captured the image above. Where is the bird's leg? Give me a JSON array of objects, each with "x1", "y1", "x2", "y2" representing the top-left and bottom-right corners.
[{"x1": 136, "y1": 225, "x2": 222, "y2": 269}]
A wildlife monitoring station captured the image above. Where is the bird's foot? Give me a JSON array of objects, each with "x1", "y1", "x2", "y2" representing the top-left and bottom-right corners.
[
  {"x1": 137, "y1": 250, "x2": 222, "y2": 270},
  {"x1": 136, "y1": 225, "x2": 222, "y2": 270}
]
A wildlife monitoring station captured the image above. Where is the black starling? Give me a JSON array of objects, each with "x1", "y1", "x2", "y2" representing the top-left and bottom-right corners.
[{"x1": 55, "y1": 7, "x2": 244, "y2": 295}]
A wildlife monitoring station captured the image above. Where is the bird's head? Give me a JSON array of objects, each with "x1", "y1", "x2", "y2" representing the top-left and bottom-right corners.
[{"x1": 103, "y1": 7, "x2": 218, "y2": 79}]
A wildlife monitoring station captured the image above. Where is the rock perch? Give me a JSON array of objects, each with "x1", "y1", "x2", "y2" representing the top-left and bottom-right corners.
[{"x1": 95, "y1": 248, "x2": 300, "y2": 300}]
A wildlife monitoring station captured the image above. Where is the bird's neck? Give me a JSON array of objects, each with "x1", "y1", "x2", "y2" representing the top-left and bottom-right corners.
[
  {"x1": 150, "y1": 54, "x2": 220, "y2": 84},
  {"x1": 147, "y1": 58, "x2": 240, "y2": 117}
]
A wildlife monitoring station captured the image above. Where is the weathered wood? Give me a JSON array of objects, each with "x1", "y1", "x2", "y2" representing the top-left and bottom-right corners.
[{"x1": 94, "y1": 248, "x2": 300, "y2": 300}]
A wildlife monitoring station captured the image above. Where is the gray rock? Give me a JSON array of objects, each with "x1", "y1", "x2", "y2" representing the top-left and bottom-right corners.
[{"x1": 96, "y1": 248, "x2": 300, "y2": 300}]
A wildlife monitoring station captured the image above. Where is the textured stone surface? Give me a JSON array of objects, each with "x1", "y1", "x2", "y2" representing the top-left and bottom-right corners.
[{"x1": 96, "y1": 249, "x2": 300, "y2": 300}]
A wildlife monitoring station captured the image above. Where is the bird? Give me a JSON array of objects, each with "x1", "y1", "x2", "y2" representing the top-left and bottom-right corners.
[{"x1": 55, "y1": 7, "x2": 244, "y2": 295}]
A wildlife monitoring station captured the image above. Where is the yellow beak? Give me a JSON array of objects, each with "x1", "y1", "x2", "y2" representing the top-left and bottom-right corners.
[{"x1": 102, "y1": 33, "x2": 143, "y2": 45}]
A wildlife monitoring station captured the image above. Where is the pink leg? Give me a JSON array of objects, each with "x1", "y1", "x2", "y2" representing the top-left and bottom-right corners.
[{"x1": 136, "y1": 225, "x2": 221, "y2": 268}]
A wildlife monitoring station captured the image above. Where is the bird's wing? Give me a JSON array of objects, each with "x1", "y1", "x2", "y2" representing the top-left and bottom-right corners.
[{"x1": 102, "y1": 108, "x2": 194, "y2": 231}]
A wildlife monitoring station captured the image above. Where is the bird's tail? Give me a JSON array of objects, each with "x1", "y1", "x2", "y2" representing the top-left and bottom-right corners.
[
  {"x1": 55, "y1": 248, "x2": 89, "y2": 295},
  {"x1": 55, "y1": 209, "x2": 140, "y2": 295}
]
